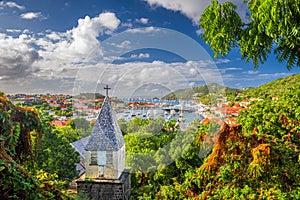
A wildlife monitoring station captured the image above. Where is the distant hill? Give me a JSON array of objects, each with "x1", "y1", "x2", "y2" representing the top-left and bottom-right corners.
[
  {"x1": 243, "y1": 73, "x2": 300, "y2": 99},
  {"x1": 162, "y1": 74, "x2": 300, "y2": 103},
  {"x1": 74, "y1": 93, "x2": 105, "y2": 99},
  {"x1": 162, "y1": 83, "x2": 240, "y2": 103}
]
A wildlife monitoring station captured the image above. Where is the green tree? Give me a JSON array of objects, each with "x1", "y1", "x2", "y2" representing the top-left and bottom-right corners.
[
  {"x1": 67, "y1": 118, "x2": 92, "y2": 138},
  {"x1": 54, "y1": 125, "x2": 80, "y2": 143},
  {"x1": 68, "y1": 118, "x2": 90, "y2": 131},
  {"x1": 0, "y1": 92, "x2": 74, "y2": 199},
  {"x1": 123, "y1": 118, "x2": 210, "y2": 199},
  {"x1": 36, "y1": 127, "x2": 80, "y2": 187},
  {"x1": 199, "y1": 0, "x2": 300, "y2": 68}
]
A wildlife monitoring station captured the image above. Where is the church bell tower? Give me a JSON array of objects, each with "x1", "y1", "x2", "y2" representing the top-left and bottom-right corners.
[
  {"x1": 84, "y1": 87, "x2": 125, "y2": 179},
  {"x1": 76, "y1": 85, "x2": 130, "y2": 200}
]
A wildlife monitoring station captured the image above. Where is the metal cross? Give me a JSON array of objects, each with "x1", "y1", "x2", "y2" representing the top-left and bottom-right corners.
[{"x1": 104, "y1": 85, "x2": 111, "y2": 97}]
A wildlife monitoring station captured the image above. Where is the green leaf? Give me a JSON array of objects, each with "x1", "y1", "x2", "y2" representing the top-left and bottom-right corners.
[{"x1": 0, "y1": 166, "x2": 5, "y2": 172}]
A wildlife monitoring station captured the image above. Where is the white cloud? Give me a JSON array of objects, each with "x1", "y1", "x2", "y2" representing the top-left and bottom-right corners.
[
  {"x1": 111, "y1": 40, "x2": 131, "y2": 49},
  {"x1": 96, "y1": 12, "x2": 121, "y2": 32},
  {"x1": 0, "y1": 11, "x2": 121, "y2": 89},
  {"x1": 215, "y1": 59, "x2": 231, "y2": 64},
  {"x1": 36, "y1": 12, "x2": 121, "y2": 64},
  {"x1": 223, "y1": 67, "x2": 242, "y2": 71},
  {"x1": 139, "y1": 53, "x2": 150, "y2": 58},
  {"x1": 189, "y1": 82, "x2": 196, "y2": 87},
  {"x1": 258, "y1": 73, "x2": 292, "y2": 78},
  {"x1": 130, "y1": 53, "x2": 150, "y2": 59},
  {"x1": 196, "y1": 29, "x2": 204, "y2": 35},
  {"x1": 144, "y1": 0, "x2": 249, "y2": 23},
  {"x1": 20, "y1": 12, "x2": 45, "y2": 20},
  {"x1": 144, "y1": 0, "x2": 210, "y2": 23},
  {"x1": 108, "y1": 74, "x2": 120, "y2": 82},
  {"x1": 125, "y1": 26, "x2": 161, "y2": 33},
  {"x1": 71, "y1": 60, "x2": 223, "y2": 97},
  {"x1": 246, "y1": 70, "x2": 259, "y2": 75},
  {"x1": 46, "y1": 32, "x2": 62, "y2": 41},
  {"x1": 229, "y1": 0, "x2": 249, "y2": 22},
  {"x1": 135, "y1": 53, "x2": 150, "y2": 59},
  {"x1": 0, "y1": 34, "x2": 40, "y2": 80},
  {"x1": 0, "y1": 1, "x2": 25, "y2": 10},
  {"x1": 189, "y1": 68, "x2": 197, "y2": 75},
  {"x1": 0, "y1": 11, "x2": 232, "y2": 95},
  {"x1": 6, "y1": 29, "x2": 21, "y2": 33},
  {"x1": 136, "y1": 17, "x2": 149, "y2": 24},
  {"x1": 23, "y1": 29, "x2": 30, "y2": 34},
  {"x1": 122, "y1": 22, "x2": 133, "y2": 28}
]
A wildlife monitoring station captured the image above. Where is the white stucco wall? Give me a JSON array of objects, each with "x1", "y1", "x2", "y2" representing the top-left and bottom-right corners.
[
  {"x1": 85, "y1": 151, "x2": 99, "y2": 179},
  {"x1": 85, "y1": 146, "x2": 125, "y2": 180},
  {"x1": 113, "y1": 145, "x2": 125, "y2": 179}
]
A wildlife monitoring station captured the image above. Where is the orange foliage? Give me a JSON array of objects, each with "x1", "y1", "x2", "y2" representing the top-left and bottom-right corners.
[
  {"x1": 250, "y1": 143, "x2": 270, "y2": 166},
  {"x1": 199, "y1": 123, "x2": 242, "y2": 172}
]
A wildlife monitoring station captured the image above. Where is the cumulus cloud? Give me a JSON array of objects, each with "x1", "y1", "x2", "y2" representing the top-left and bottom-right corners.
[
  {"x1": 0, "y1": 1, "x2": 25, "y2": 10},
  {"x1": 46, "y1": 32, "x2": 63, "y2": 41},
  {"x1": 36, "y1": 12, "x2": 121, "y2": 64},
  {"x1": 130, "y1": 53, "x2": 150, "y2": 59},
  {"x1": 144, "y1": 0, "x2": 210, "y2": 23},
  {"x1": 20, "y1": 12, "x2": 45, "y2": 20},
  {"x1": 0, "y1": 11, "x2": 121, "y2": 87},
  {"x1": 136, "y1": 17, "x2": 149, "y2": 24},
  {"x1": 138, "y1": 53, "x2": 150, "y2": 58},
  {"x1": 0, "y1": 11, "x2": 229, "y2": 95},
  {"x1": 72, "y1": 60, "x2": 224, "y2": 97},
  {"x1": 0, "y1": 34, "x2": 40, "y2": 80},
  {"x1": 144, "y1": 0, "x2": 249, "y2": 23}
]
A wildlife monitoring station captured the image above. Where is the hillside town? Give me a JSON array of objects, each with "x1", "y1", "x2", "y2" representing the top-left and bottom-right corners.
[{"x1": 7, "y1": 92, "x2": 280, "y2": 128}]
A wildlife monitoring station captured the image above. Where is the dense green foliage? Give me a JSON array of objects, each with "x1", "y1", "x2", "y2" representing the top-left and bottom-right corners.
[
  {"x1": 0, "y1": 93, "x2": 79, "y2": 199},
  {"x1": 242, "y1": 73, "x2": 300, "y2": 99},
  {"x1": 121, "y1": 117, "x2": 220, "y2": 199},
  {"x1": 200, "y1": 0, "x2": 300, "y2": 69},
  {"x1": 123, "y1": 74, "x2": 300, "y2": 199},
  {"x1": 68, "y1": 118, "x2": 94, "y2": 138},
  {"x1": 36, "y1": 125, "x2": 80, "y2": 187}
]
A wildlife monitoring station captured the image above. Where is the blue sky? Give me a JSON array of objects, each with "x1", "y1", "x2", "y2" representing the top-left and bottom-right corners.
[{"x1": 0, "y1": 0, "x2": 299, "y2": 97}]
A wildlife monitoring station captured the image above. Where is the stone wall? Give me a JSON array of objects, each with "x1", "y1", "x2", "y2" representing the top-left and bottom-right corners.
[{"x1": 77, "y1": 170, "x2": 131, "y2": 200}]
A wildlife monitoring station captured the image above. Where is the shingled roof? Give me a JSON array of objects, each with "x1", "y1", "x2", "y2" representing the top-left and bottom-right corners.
[
  {"x1": 71, "y1": 136, "x2": 90, "y2": 159},
  {"x1": 85, "y1": 96, "x2": 125, "y2": 151}
]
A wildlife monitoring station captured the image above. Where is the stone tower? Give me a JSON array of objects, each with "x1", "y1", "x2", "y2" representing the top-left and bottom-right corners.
[{"x1": 76, "y1": 86, "x2": 130, "y2": 200}]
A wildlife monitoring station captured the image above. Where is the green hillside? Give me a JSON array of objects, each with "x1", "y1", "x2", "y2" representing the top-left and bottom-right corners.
[
  {"x1": 243, "y1": 73, "x2": 300, "y2": 98},
  {"x1": 163, "y1": 74, "x2": 300, "y2": 103},
  {"x1": 163, "y1": 83, "x2": 239, "y2": 103}
]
